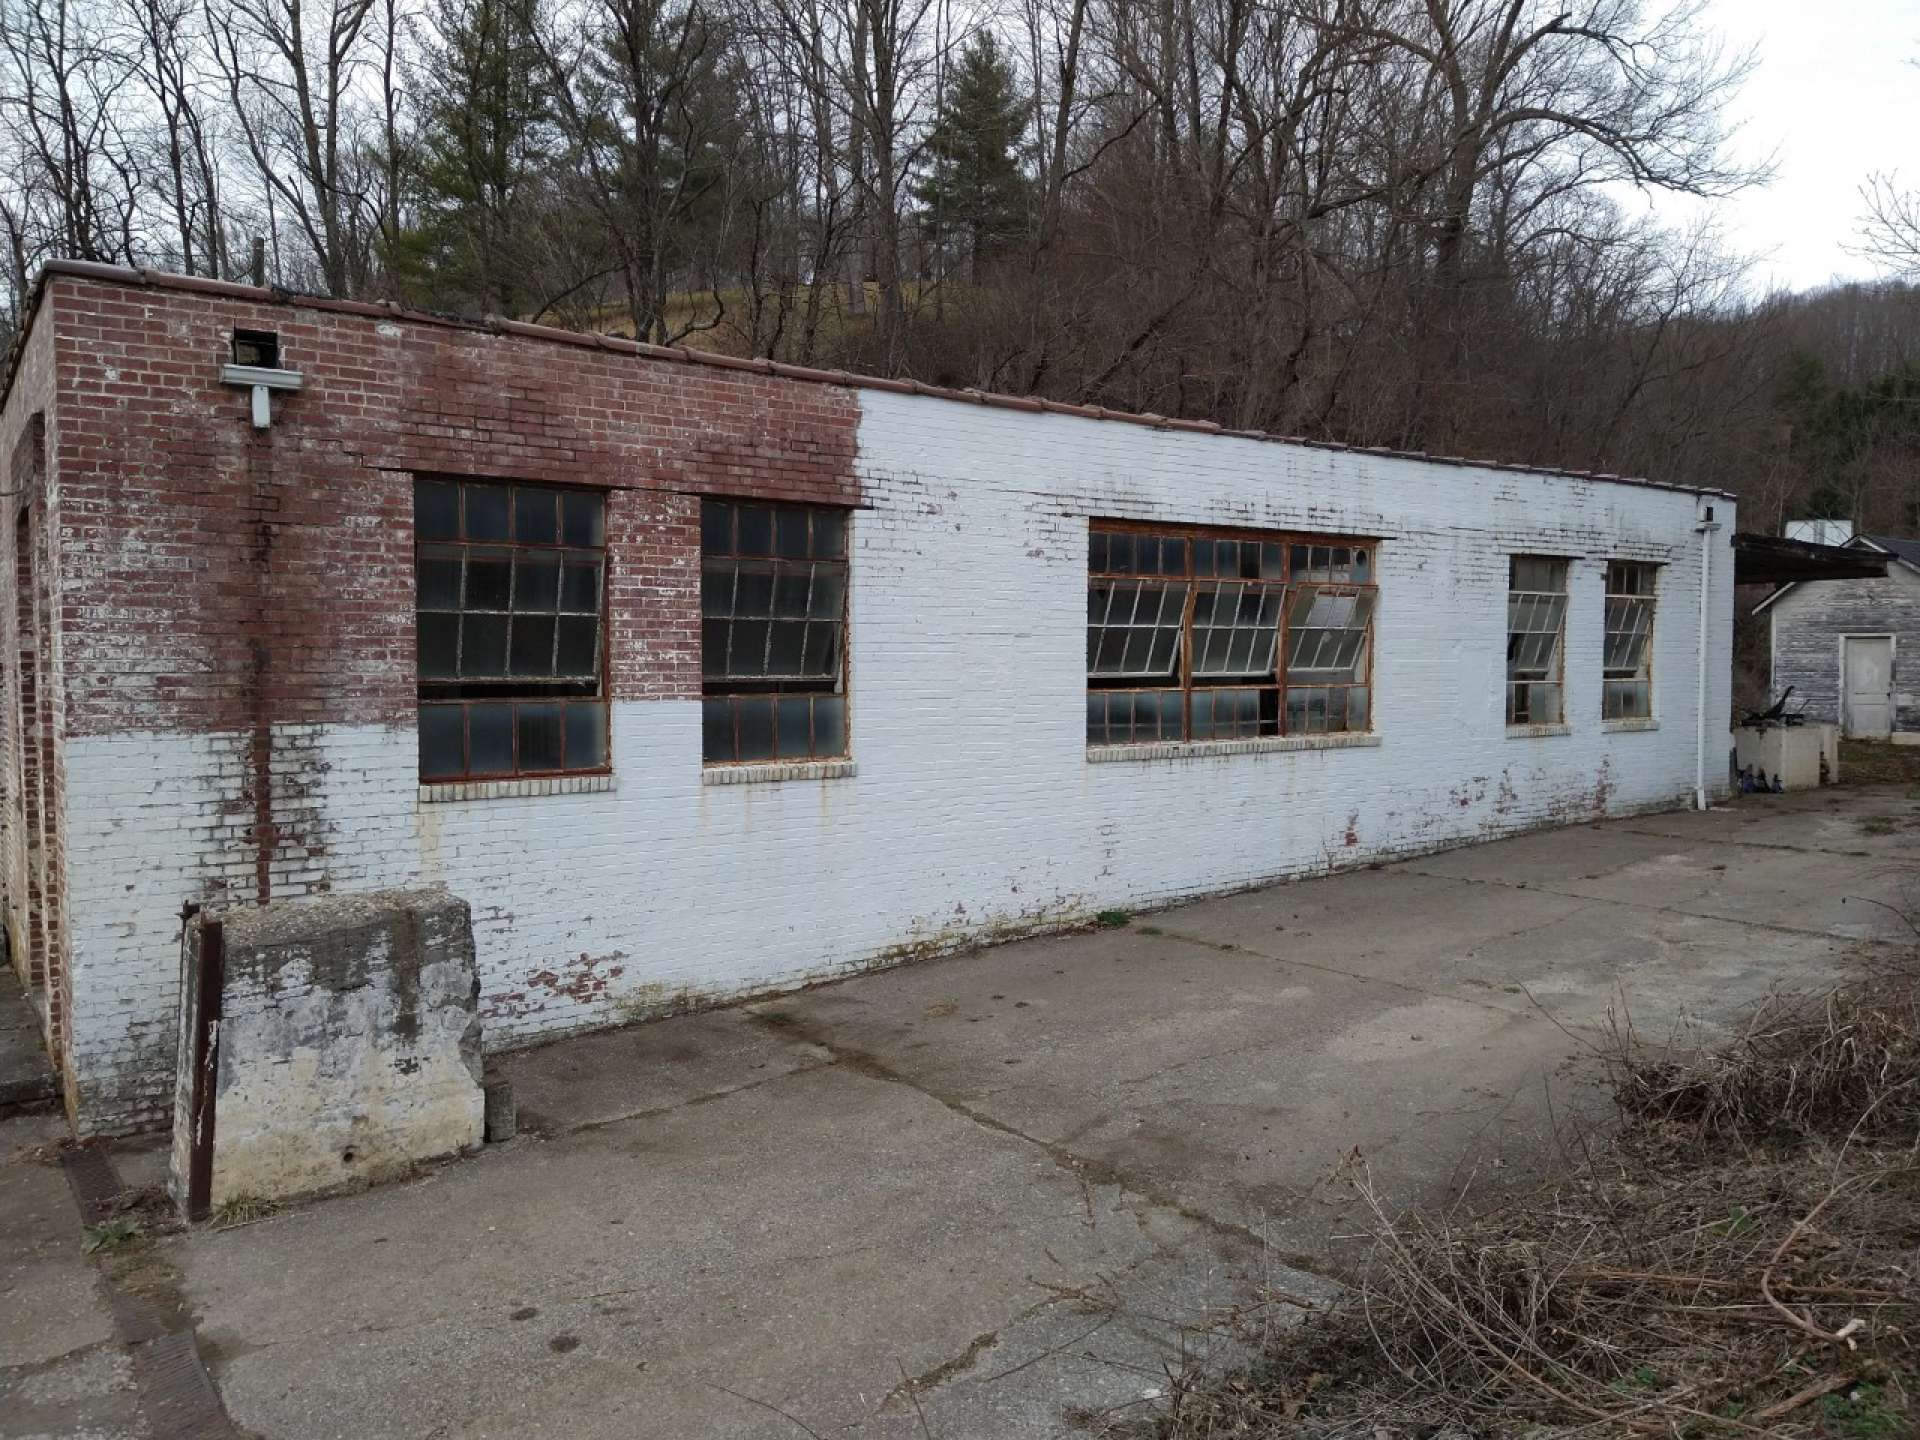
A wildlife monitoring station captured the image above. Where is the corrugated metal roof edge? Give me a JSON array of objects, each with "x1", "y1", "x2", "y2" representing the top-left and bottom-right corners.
[{"x1": 9, "y1": 259, "x2": 1737, "y2": 502}]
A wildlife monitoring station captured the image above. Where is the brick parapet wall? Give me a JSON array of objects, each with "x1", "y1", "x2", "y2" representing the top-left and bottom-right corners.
[{"x1": 44, "y1": 276, "x2": 860, "y2": 738}]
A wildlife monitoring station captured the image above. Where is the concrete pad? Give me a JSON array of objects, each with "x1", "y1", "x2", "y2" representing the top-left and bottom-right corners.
[
  {"x1": 1615, "y1": 786, "x2": 1920, "y2": 860},
  {"x1": 0, "y1": 976, "x2": 56, "y2": 1114},
  {"x1": 1, "y1": 1115, "x2": 150, "y2": 1439},
  {"x1": 498, "y1": 1009, "x2": 832, "y2": 1134},
  {"x1": 161, "y1": 787, "x2": 1901, "y2": 1438},
  {"x1": 1, "y1": 1119, "x2": 116, "y2": 1370},
  {"x1": 181, "y1": 1063, "x2": 1319, "y2": 1439}
]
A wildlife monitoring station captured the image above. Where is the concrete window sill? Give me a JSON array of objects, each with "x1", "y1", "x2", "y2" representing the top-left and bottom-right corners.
[
  {"x1": 1602, "y1": 718, "x2": 1660, "y2": 733},
  {"x1": 420, "y1": 774, "x2": 616, "y2": 804},
  {"x1": 1506, "y1": 723, "x2": 1572, "y2": 740},
  {"x1": 1088, "y1": 733, "x2": 1381, "y2": 764},
  {"x1": 703, "y1": 759, "x2": 857, "y2": 785}
]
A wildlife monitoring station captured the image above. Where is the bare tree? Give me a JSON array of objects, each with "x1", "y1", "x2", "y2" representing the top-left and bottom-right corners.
[
  {"x1": 0, "y1": 0, "x2": 142, "y2": 267},
  {"x1": 123, "y1": 0, "x2": 230, "y2": 275},
  {"x1": 1852, "y1": 174, "x2": 1920, "y2": 281},
  {"x1": 207, "y1": 0, "x2": 382, "y2": 294}
]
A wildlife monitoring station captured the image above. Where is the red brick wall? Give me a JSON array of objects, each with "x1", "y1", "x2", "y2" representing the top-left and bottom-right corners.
[
  {"x1": 0, "y1": 309, "x2": 69, "y2": 1087},
  {"x1": 45, "y1": 275, "x2": 862, "y2": 739}
]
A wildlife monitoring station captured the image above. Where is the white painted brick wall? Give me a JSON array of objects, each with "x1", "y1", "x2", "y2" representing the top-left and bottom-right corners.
[{"x1": 58, "y1": 391, "x2": 1736, "y2": 1132}]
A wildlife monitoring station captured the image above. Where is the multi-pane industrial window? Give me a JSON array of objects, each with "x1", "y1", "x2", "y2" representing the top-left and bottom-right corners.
[
  {"x1": 1603, "y1": 561, "x2": 1656, "y2": 719},
  {"x1": 701, "y1": 499, "x2": 849, "y2": 763},
  {"x1": 1087, "y1": 525, "x2": 1375, "y2": 745},
  {"x1": 414, "y1": 478, "x2": 608, "y2": 780},
  {"x1": 1506, "y1": 557, "x2": 1567, "y2": 725}
]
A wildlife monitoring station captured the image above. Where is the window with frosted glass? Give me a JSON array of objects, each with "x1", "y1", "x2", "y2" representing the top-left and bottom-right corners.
[{"x1": 414, "y1": 477, "x2": 608, "y2": 780}]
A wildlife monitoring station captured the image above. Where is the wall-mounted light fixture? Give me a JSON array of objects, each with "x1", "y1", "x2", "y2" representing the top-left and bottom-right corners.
[{"x1": 219, "y1": 329, "x2": 303, "y2": 429}]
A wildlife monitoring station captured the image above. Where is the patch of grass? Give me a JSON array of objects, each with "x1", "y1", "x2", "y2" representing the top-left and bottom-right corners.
[
  {"x1": 1136, "y1": 925, "x2": 1164, "y2": 937},
  {"x1": 212, "y1": 1195, "x2": 281, "y2": 1229},
  {"x1": 1095, "y1": 910, "x2": 1133, "y2": 928},
  {"x1": 1858, "y1": 815, "x2": 1903, "y2": 836},
  {"x1": 1707, "y1": 1204, "x2": 1757, "y2": 1238},
  {"x1": 81, "y1": 1218, "x2": 140, "y2": 1253},
  {"x1": 1821, "y1": 1381, "x2": 1907, "y2": 1438},
  {"x1": 1841, "y1": 740, "x2": 1920, "y2": 787}
]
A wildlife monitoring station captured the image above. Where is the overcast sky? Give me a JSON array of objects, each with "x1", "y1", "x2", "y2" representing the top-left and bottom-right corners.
[{"x1": 1620, "y1": 0, "x2": 1919, "y2": 294}]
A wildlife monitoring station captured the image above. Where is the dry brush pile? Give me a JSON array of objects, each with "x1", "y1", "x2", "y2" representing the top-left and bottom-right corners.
[{"x1": 1142, "y1": 962, "x2": 1920, "y2": 1438}]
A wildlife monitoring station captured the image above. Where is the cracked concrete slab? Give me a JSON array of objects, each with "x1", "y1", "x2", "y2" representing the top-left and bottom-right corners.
[
  {"x1": 156, "y1": 787, "x2": 1911, "y2": 1439},
  {"x1": 499, "y1": 1009, "x2": 834, "y2": 1135},
  {"x1": 1, "y1": 1114, "x2": 149, "y2": 1439},
  {"x1": 180, "y1": 1062, "x2": 1309, "y2": 1439}
]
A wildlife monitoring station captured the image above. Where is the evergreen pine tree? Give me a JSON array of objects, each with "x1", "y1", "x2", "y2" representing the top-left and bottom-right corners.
[
  {"x1": 393, "y1": 0, "x2": 552, "y2": 313},
  {"x1": 913, "y1": 32, "x2": 1030, "y2": 281}
]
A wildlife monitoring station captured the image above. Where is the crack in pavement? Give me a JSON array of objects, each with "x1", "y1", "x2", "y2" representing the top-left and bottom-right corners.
[
  {"x1": 1608, "y1": 825, "x2": 1920, "y2": 860},
  {"x1": 1146, "y1": 926, "x2": 1542, "y2": 1021},
  {"x1": 739, "y1": 1010, "x2": 1349, "y2": 1290},
  {"x1": 1398, "y1": 866, "x2": 1911, "y2": 947},
  {"x1": 518, "y1": 1054, "x2": 838, "y2": 1139}
]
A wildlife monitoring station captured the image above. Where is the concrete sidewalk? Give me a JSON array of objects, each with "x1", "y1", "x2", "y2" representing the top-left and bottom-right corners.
[{"x1": 154, "y1": 787, "x2": 1918, "y2": 1439}]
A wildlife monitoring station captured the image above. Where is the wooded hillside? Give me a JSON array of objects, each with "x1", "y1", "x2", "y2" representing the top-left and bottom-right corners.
[{"x1": 3, "y1": 0, "x2": 1915, "y2": 528}]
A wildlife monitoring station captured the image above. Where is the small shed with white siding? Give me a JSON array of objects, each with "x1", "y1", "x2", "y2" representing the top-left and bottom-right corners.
[{"x1": 1758, "y1": 530, "x2": 1920, "y2": 741}]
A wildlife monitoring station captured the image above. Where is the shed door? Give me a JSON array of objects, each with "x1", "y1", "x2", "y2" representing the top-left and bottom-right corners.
[{"x1": 1842, "y1": 636, "x2": 1893, "y2": 738}]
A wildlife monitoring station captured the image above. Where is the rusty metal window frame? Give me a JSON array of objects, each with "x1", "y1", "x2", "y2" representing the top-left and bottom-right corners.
[
  {"x1": 1603, "y1": 560, "x2": 1657, "y2": 720},
  {"x1": 414, "y1": 477, "x2": 610, "y2": 782},
  {"x1": 701, "y1": 499, "x2": 851, "y2": 764},
  {"x1": 1087, "y1": 522, "x2": 1377, "y2": 746},
  {"x1": 1507, "y1": 556, "x2": 1568, "y2": 725}
]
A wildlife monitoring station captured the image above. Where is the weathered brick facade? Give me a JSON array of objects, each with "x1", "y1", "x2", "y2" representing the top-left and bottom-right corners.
[{"x1": 1, "y1": 263, "x2": 1736, "y2": 1134}]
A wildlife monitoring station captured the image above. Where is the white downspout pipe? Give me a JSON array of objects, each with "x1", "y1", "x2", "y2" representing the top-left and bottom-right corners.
[{"x1": 1694, "y1": 509, "x2": 1722, "y2": 810}]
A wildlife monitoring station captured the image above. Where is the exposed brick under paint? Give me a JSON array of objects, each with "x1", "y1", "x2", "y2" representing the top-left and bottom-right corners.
[{"x1": 4, "y1": 274, "x2": 1735, "y2": 1135}]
